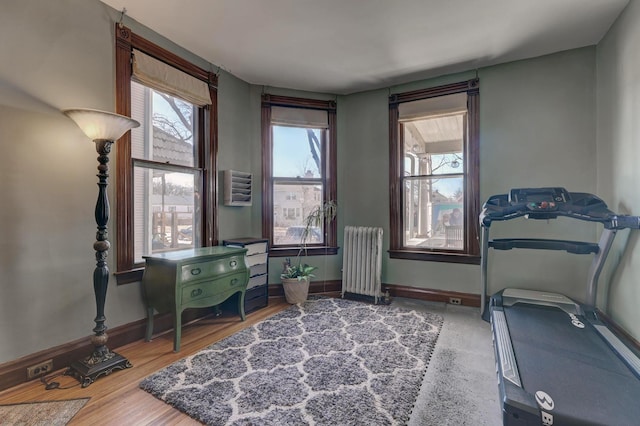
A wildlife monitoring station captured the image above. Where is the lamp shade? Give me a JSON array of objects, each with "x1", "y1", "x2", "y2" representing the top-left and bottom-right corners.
[{"x1": 64, "y1": 108, "x2": 140, "y2": 141}]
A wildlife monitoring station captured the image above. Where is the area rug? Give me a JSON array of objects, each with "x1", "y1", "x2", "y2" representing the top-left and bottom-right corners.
[
  {"x1": 0, "y1": 398, "x2": 89, "y2": 425},
  {"x1": 140, "y1": 297, "x2": 443, "y2": 425}
]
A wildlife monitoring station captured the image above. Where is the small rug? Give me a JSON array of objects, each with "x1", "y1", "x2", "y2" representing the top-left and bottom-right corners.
[
  {"x1": 0, "y1": 398, "x2": 89, "y2": 425},
  {"x1": 140, "y1": 297, "x2": 443, "y2": 425}
]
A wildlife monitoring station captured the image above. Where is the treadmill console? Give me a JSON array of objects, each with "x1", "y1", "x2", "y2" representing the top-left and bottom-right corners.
[
  {"x1": 480, "y1": 187, "x2": 631, "y2": 228},
  {"x1": 509, "y1": 187, "x2": 570, "y2": 211}
]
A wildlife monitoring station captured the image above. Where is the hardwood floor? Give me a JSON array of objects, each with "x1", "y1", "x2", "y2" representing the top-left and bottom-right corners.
[{"x1": 0, "y1": 300, "x2": 290, "y2": 425}]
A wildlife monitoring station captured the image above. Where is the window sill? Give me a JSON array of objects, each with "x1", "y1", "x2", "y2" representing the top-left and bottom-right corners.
[
  {"x1": 115, "y1": 267, "x2": 145, "y2": 285},
  {"x1": 270, "y1": 246, "x2": 339, "y2": 258},
  {"x1": 388, "y1": 249, "x2": 480, "y2": 265}
]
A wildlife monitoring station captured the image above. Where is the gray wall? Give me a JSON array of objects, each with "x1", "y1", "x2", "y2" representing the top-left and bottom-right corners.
[
  {"x1": 327, "y1": 49, "x2": 599, "y2": 301},
  {"x1": 1, "y1": 0, "x2": 638, "y2": 365},
  {"x1": 264, "y1": 49, "x2": 600, "y2": 298},
  {"x1": 0, "y1": 0, "x2": 254, "y2": 363},
  {"x1": 478, "y1": 48, "x2": 599, "y2": 300},
  {"x1": 596, "y1": 0, "x2": 640, "y2": 339}
]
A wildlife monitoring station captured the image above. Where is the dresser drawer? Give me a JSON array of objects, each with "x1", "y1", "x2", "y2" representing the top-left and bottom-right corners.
[
  {"x1": 245, "y1": 241, "x2": 268, "y2": 256},
  {"x1": 247, "y1": 273, "x2": 267, "y2": 290},
  {"x1": 249, "y1": 263, "x2": 267, "y2": 277},
  {"x1": 180, "y1": 255, "x2": 244, "y2": 283},
  {"x1": 224, "y1": 241, "x2": 268, "y2": 256},
  {"x1": 222, "y1": 238, "x2": 269, "y2": 315},
  {"x1": 181, "y1": 272, "x2": 247, "y2": 303},
  {"x1": 246, "y1": 252, "x2": 268, "y2": 267}
]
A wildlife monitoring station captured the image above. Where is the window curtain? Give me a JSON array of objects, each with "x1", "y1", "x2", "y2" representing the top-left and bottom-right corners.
[
  {"x1": 132, "y1": 49, "x2": 212, "y2": 106},
  {"x1": 398, "y1": 92, "x2": 466, "y2": 121},
  {"x1": 271, "y1": 106, "x2": 328, "y2": 129}
]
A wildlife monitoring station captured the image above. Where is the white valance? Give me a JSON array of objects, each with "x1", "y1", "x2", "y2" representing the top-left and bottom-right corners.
[
  {"x1": 399, "y1": 92, "x2": 467, "y2": 121},
  {"x1": 132, "y1": 49, "x2": 212, "y2": 107},
  {"x1": 271, "y1": 106, "x2": 328, "y2": 129}
]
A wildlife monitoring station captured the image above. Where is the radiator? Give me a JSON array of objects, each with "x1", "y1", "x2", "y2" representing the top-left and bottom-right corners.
[{"x1": 342, "y1": 226, "x2": 383, "y2": 303}]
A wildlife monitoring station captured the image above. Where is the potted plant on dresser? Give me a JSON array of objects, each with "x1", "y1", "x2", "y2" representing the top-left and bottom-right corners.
[{"x1": 281, "y1": 201, "x2": 337, "y2": 304}]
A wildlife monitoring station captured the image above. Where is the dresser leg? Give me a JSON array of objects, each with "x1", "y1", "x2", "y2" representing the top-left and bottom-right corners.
[
  {"x1": 239, "y1": 290, "x2": 246, "y2": 321},
  {"x1": 174, "y1": 310, "x2": 182, "y2": 352},
  {"x1": 145, "y1": 308, "x2": 154, "y2": 342}
]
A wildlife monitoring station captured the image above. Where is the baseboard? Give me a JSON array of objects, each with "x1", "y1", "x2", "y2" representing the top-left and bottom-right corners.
[
  {"x1": 0, "y1": 307, "x2": 216, "y2": 392},
  {"x1": 268, "y1": 279, "x2": 342, "y2": 297},
  {"x1": 596, "y1": 309, "x2": 640, "y2": 354},
  {"x1": 383, "y1": 283, "x2": 482, "y2": 307},
  {"x1": 270, "y1": 280, "x2": 480, "y2": 307}
]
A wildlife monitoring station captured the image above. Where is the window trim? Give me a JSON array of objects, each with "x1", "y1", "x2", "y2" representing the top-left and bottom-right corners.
[
  {"x1": 115, "y1": 24, "x2": 218, "y2": 283},
  {"x1": 389, "y1": 79, "x2": 480, "y2": 264},
  {"x1": 261, "y1": 95, "x2": 338, "y2": 257}
]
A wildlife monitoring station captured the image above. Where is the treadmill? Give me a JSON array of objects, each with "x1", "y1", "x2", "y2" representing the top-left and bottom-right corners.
[{"x1": 480, "y1": 187, "x2": 640, "y2": 425}]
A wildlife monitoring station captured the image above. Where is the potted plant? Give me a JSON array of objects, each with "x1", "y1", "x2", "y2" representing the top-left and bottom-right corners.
[
  {"x1": 280, "y1": 201, "x2": 337, "y2": 304},
  {"x1": 280, "y1": 259, "x2": 317, "y2": 304}
]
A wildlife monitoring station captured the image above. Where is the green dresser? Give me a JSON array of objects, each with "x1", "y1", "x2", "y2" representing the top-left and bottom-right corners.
[{"x1": 141, "y1": 246, "x2": 249, "y2": 352}]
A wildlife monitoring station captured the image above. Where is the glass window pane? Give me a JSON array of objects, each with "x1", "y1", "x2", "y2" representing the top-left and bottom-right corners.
[
  {"x1": 133, "y1": 166, "x2": 202, "y2": 262},
  {"x1": 273, "y1": 126, "x2": 322, "y2": 178},
  {"x1": 273, "y1": 182, "x2": 323, "y2": 245},
  {"x1": 130, "y1": 81, "x2": 196, "y2": 167},
  {"x1": 403, "y1": 113, "x2": 464, "y2": 176},
  {"x1": 428, "y1": 153, "x2": 464, "y2": 175},
  {"x1": 403, "y1": 176, "x2": 464, "y2": 250}
]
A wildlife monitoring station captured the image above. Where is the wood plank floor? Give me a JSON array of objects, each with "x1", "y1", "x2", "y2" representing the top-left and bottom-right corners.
[{"x1": 0, "y1": 300, "x2": 290, "y2": 425}]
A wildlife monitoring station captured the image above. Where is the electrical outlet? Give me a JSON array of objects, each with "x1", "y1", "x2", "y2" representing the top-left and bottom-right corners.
[
  {"x1": 27, "y1": 359, "x2": 53, "y2": 380},
  {"x1": 449, "y1": 297, "x2": 462, "y2": 305}
]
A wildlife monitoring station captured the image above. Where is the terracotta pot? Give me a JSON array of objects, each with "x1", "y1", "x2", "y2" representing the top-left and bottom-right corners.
[{"x1": 282, "y1": 277, "x2": 310, "y2": 304}]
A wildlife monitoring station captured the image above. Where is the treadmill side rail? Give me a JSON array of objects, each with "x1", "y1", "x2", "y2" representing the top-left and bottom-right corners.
[
  {"x1": 593, "y1": 324, "x2": 640, "y2": 378},
  {"x1": 492, "y1": 309, "x2": 522, "y2": 387}
]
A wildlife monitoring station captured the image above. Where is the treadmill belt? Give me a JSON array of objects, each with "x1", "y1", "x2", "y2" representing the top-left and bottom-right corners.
[{"x1": 504, "y1": 303, "x2": 640, "y2": 425}]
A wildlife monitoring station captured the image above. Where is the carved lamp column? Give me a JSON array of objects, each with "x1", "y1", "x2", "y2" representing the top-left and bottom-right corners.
[{"x1": 63, "y1": 108, "x2": 139, "y2": 387}]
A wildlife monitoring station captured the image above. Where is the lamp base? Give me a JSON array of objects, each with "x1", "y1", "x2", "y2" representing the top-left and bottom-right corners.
[{"x1": 65, "y1": 348, "x2": 132, "y2": 388}]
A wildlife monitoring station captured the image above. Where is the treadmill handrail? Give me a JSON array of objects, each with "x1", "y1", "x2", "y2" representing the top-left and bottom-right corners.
[
  {"x1": 489, "y1": 238, "x2": 599, "y2": 254},
  {"x1": 482, "y1": 210, "x2": 640, "y2": 230},
  {"x1": 480, "y1": 189, "x2": 640, "y2": 230}
]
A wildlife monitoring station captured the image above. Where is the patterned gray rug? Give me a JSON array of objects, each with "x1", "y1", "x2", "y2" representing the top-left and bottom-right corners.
[{"x1": 140, "y1": 297, "x2": 443, "y2": 425}]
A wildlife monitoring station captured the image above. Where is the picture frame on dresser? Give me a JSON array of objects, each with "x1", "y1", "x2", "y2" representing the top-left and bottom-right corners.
[{"x1": 223, "y1": 237, "x2": 269, "y2": 313}]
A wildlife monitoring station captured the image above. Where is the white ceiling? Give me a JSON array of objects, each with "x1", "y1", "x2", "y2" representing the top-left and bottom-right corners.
[{"x1": 100, "y1": 0, "x2": 629, "y2": 95}]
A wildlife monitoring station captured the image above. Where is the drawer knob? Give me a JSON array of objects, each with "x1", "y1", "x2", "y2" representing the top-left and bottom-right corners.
[
  {"x1": 229, "y1": 260, "x2": 238, "y2": 268},
  {"x1": 230, "y1": 278, "x2": 238, "y2": 286},
  {"x1": 191, "y1": 288, "x2": 203, "y2": 298},
  {"x1": 190, "y1": 268, "x2": 202, "y2": 276}
]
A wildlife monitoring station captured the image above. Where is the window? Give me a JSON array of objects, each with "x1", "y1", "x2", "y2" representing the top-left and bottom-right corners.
[
  {"x1": 130, "y1": 81, "x2": 201, "y2": 260},
  {"x1": 389, "y1": 80, "x2": 480, "y2": 263},
  {"x1": 261, "y1": 95, "x2": 337, "y2": 256},
  {"x1": 115, "y1": 25, "x2": 218, "y2": 283}
]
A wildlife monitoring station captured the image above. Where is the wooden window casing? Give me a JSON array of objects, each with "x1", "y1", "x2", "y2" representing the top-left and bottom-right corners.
[
  {"x1": 389, "y1": 79, "x2": 480, "y2": 264},
  {"x1": 261, "y1": 95, "x2": 338, "y2": 257},
  {"x1": 114, "y1": 24, "x2": 218, "y2": 283}
]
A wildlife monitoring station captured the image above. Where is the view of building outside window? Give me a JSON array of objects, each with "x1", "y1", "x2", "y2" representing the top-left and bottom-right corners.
[
  {"x1": 272, "y1": 126, "x2": 324, "y2": 245},
  {"x1": 130, "y1": 81, "x2": 201, "y2": 262},
  {"x1": 403, "y1": 111, "x2": 465, "y2": 250}
]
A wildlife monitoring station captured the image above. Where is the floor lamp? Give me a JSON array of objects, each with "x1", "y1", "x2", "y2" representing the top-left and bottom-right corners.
[{"x1": 63, "y1": 108, "x2": 140, "y2": 387}]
